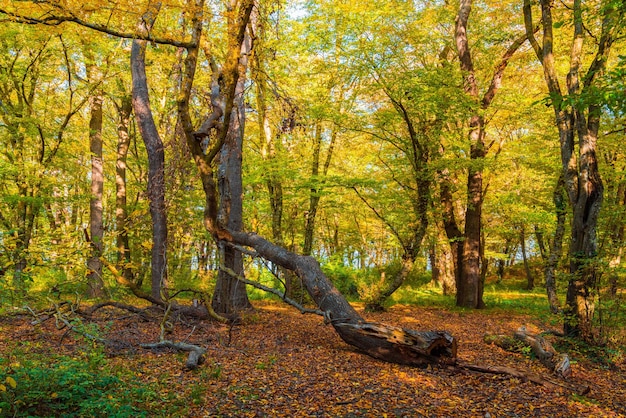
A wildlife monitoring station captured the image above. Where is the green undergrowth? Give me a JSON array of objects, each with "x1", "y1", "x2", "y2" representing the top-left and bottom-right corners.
[{"x1": 0, "y1": 343, "x2": 155, "y2": 417}]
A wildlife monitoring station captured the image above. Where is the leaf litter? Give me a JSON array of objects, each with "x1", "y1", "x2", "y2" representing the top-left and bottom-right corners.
[{"x1": 1, "y1": 301, "x2": 624, "y2": 417}]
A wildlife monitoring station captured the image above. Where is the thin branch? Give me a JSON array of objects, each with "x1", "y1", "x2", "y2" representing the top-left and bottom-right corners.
[
  {"x1": 220, "y1": 265, "x2": 326, "y2": 317},
  {"x1": 0, "y1": 8, "x2": 196, "y2": 48},
  {"x1": 352, "y1": 186, "x2": 406, "y2": 249}
]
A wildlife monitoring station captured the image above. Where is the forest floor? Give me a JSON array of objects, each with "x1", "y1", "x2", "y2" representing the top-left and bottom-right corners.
[{"x1": 1, "y1": 300, "x2": 625, "y2": 417}]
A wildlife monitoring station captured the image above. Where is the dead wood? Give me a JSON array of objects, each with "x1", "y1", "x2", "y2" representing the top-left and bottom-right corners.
[
  {"x1": 514, "y1": 327, "x2": 571, "y2": 378},
  {"x1": 140, "y1": 340, "x2": 207, "y2": 370},
  {"x1": 225, "y1": 230, "x2": 458, "y2": 367},
  {"x1": 457, "y1": 361, "x2": 590, "y2": 395},
  {"x1": 82, "y1": 301, "x2": 153, "y2": 319},
  {"x1": 485, "y1": 327, "x2": 572, "y2": 379}
]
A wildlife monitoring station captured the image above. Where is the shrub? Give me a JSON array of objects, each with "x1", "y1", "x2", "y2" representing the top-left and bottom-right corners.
[{"x1": 0, "y1": 356, "x2": 152, "y2": 417}]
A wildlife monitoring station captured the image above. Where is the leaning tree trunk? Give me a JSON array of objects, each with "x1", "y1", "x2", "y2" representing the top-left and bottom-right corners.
[
  {"x1": 131, "y1": 5, "x2": 168, "y2": 302},
  {"x1": 229, "y1": 230, "x2": 458, "y2": 367}
]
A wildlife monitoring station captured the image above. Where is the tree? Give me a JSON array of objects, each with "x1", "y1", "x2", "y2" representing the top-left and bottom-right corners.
[
  {"x1": 84, "y1": 41, "x2": 106, "y2": 298},
  {"x1": 523, "y1": 0, "x2": 624, "y2": 340},
  {"x1": 112, "y1": 88, "x2": 135, "y2": 283},
  {"x1": 0, "y1": 28, "x2": 89, "y2": 293},
  {"x1": 451, "y1": 0, "x2": 530, "y2": 308},
  {"x1": 130, "y1": 3, "x2": 169, "y2": 302}
]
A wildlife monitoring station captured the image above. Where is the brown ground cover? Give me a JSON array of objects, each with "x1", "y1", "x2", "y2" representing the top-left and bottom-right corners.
[{"x1": 1, "y1": 301, "x2": 625, "y2": 417}]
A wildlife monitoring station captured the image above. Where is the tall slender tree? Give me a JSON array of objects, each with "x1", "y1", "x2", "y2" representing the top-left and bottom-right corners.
[{"x1": 130, "y1": 3, "x2": 169, "y2": 302}]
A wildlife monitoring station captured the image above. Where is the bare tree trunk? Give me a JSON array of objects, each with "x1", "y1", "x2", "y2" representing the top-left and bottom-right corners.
[
  {"x1": 131, "y1": 4, "x2": 168, "y2": 302},
  {"x1": 440, "y1": 172, "x2": 464, "y2": 293},
  {"x1": 534, "y1": 225, "x2": 547, "y2": 261},
  {"x1": 115, "y1": 93, "x2": 134, "y2": 283},
  {"x1": 87, "y1": 88, "x2": 105, "y2": 298},
  {"x1": 545, "y1": 175, "x2": 566, "y2": 313},
  {"x1": 229, "y1": 230, "x2": 458, "y2": 366},
  {"x1": 433, "y1": 222, "x2": 456, "y2": 295},
  {"x1": 520, "y1": 225, "x2": 534, "y2": 290}
]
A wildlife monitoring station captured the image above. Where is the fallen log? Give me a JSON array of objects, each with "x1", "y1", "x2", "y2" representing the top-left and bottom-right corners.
[
  {"x1": 140, "y1": 340, "x2": 207, "y2": 370},
  {"x1": 457, "y1": 361, "x2": 590, "y2": 395},
  {"x1": 226, "y1": 231, "x2": 458, "y2": 367},
  {"x1": 485, "y1": 327, "x2": 571, "y2": 378},
  {"x1": 514, "y1": 327, "x2": 571, "y2": 378}
]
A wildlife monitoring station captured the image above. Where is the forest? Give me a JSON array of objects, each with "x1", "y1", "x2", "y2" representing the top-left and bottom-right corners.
[{"x1": 0, "y1": 0, "x2": 625, "y2": 416}]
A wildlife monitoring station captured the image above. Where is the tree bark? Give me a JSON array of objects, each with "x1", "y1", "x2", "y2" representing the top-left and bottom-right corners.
[
  {"x1": 87, "y1": 88, "x2": 105, "y2": 298},
  {"x1": 520, "y1": 225, "x2": 534, "y2": 290},
  {"x1": 545, "y1": 175, "x2": 566, "y2": 313},
  {"x1": 434, "y1": 222, "x2": 456, "y2": 295},
  {"x1": 211, "y1": 9, "x2": 254, "y2": 315},
  {"x1": 454, "y1": 0, "x2": 485, "y2": 308},
  {"x1": 130, "y1": 4, "x2": 168, "y2": 302},
  {"x1": 114, "y1": 93, "x2": 134, "y2": 283}
]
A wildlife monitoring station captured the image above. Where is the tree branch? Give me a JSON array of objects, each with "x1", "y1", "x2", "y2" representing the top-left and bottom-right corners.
[{"x1": 0, "y1": 8, "x2": 196, "y2": 48}]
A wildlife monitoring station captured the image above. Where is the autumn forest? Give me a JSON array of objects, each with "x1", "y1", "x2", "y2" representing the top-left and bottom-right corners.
[{"x1": 0, "y1": 0, "x2": 625, "y2": 416}]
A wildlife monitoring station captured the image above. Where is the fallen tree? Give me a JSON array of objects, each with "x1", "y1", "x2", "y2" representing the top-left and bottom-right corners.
[
  {"x1": 484, "y1": 327, "x2": 571, "y2": 378},
  {"x1": 220, "y1": 231, "x2": 459, "y2": 367}
]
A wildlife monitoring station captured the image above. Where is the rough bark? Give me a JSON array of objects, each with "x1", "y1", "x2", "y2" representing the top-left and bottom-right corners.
[
  {"x1": 545, "y1": 175, "x2": 566, "y2": 313},
  {"x1": 130, "y1": 4, "x2": 168, "y2": 302},
  {"x1": 429, "y1": 226, "x2": 456, "y2": 296}
]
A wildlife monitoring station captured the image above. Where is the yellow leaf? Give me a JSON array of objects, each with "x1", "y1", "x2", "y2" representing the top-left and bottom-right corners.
[
  {"x1": 0, "y1": 384, "x2": 6, "y2": 392},
  {"x1": 51, "y1": 392, "x2": 58, "y2": 399},
  {"x1": 5, "y1": 376, "x2": 16, "y2": 389}
]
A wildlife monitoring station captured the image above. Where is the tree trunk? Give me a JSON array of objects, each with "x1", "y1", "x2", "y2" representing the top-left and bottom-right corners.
[
  {"x1": 131, "y1": 5, "x2": 168, "y2": 302},
  {"x1": 545, "y1": 175, "x2": 566, "y2": 313},
  {"x1": 87, "y1": 89, "x2": 105, "y2": 298},
  {"x1": 520, "y1": 225, "x2": 534, "y2": 290},
  {"x1": 454, "y1": 0, "x2": 528, "y2": 308},
  {"x1": 440, "y1": 171, "x2": 464, "y2": 294},
  {"x1": 115, "y1": 94, "x2": 134, "y2": 283},
  {"x1": 211, "y1": 19, "x2": 253, "y2": 315},
  {"x1": 433, "y1": 222, "x2": 456, "y2": 295}
]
